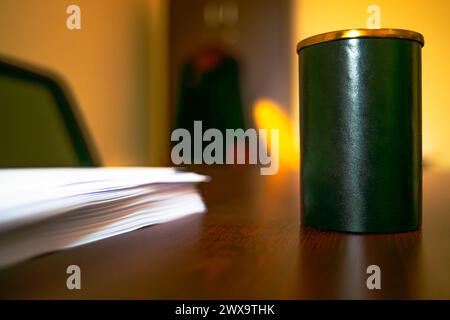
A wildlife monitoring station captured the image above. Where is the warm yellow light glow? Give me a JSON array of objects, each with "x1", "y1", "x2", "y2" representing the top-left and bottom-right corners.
[
  {"x1": 347, "y1": 29, "x2": 361, "y2": 37},
  {"x1": 253, "y1": 98, "x2": 300, "y2": 171}
]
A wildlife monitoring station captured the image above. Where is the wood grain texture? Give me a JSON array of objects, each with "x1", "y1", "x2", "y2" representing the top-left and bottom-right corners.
[{"x1": 0, "y1": 166, "x2": 449, "y2": 299}]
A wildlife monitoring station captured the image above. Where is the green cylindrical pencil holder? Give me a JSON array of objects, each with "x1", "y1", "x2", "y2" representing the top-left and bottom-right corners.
[{"x1": 297, "y1": 29, "x2": 424, "y2": 233}]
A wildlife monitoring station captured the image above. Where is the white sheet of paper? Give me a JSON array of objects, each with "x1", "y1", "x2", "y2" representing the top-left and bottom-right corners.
[{"x1": 0, "y1": 167, "x2": 208, "y2": 268}]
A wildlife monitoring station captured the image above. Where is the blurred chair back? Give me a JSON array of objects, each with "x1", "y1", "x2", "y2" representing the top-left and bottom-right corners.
[{"x1": 0, "y1": 59, "x2": 97, "y2": 167}]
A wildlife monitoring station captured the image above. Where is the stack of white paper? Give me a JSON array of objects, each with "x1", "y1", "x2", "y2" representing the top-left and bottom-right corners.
[{"x1": 0, "y1": 167, "x2": 208, "y2": 268}]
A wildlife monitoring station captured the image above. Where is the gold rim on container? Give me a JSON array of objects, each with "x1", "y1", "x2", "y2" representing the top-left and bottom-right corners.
[{"x1": 297, "y1": 28, "x2": 424, "y2": 53}]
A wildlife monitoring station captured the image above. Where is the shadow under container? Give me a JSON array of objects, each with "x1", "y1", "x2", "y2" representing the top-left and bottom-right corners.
[{"x1": 297, "y1": 29, "x2": 424, "y2": 233}]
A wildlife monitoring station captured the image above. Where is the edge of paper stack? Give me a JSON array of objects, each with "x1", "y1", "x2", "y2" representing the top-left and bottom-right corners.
[{"x1": 0, "y1": 167, "x2": 208, "y2": 269}]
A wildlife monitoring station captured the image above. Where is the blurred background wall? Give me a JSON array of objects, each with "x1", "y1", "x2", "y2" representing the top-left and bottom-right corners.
[
  {"x1": 291, "y1": 0, "x2": 450, "y2": 169},
  {"x1": 0, "y1": 0, "x2": 168, "y2": 166},
  {"x1": 1, "y1": 0, "x2": 449, "y2": 170}
]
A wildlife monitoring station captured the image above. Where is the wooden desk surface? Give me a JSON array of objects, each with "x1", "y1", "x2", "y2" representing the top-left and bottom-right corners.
[{"x1": 1, "y1": 166, "x2": 449, "y2": 299}]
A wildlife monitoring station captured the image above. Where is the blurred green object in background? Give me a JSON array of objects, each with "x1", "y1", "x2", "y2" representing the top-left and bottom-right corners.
[
  {"x1": 0, "y1": 59, "x2": 97, "y2": 167},
  {"x1": 175, "y1": 46, "x2": 246, "y2": 134}
]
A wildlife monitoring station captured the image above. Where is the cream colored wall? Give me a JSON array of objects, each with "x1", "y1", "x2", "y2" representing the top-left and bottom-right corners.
[
  {"x1": 148, "y1": 0, "x2": 169, "y2": 165},
  {"x1": 291, "y1": 0, "x2": 450, "y2": 169},
  {"x1": 0, "y1": 0, "x2": 168, "y2": 166}
]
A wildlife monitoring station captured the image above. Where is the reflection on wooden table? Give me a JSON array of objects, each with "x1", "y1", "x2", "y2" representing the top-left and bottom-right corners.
[{"x1": 0, "y1": 166, "x2": 449, "y2": 299}]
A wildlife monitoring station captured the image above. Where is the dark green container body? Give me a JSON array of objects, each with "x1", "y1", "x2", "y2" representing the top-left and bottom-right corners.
[{"x1": 298, "y1": 37, "x2": 422, "y2": 233}]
